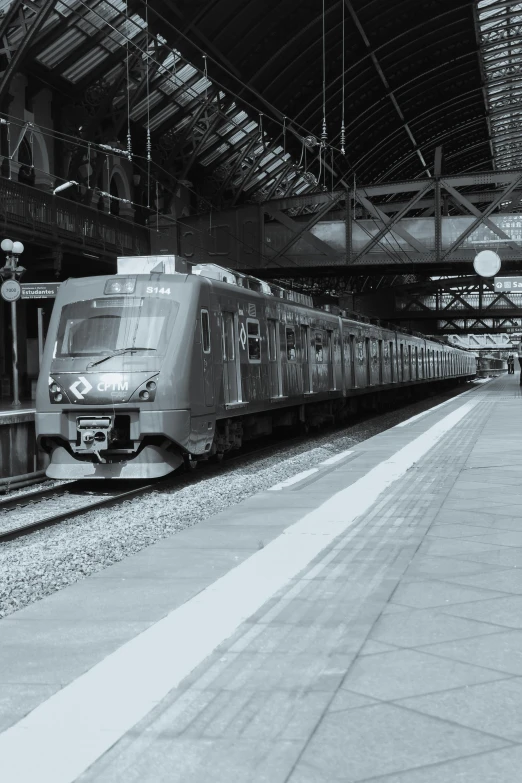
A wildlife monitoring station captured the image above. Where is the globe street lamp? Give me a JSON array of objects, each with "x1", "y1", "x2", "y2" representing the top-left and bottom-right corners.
[{"x1": 0, "y1": 239, "x2": 25, "y2": 407}]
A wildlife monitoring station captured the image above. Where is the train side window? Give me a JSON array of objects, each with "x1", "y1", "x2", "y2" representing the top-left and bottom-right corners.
[
  {"x1": 286, "y1": 327, "x2": 297, "y2": 360},
  {"x1": 247, "y1": 319, "x2": 261, "y2": 362},
  {"x1": 315, "y1": 331, "x2": 323, "y2": 362},
  {"x1": 201, "y1": 309, "x2": 211, "y2": 353}
]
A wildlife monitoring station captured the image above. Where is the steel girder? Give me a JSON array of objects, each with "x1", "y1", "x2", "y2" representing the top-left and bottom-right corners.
[
  {"x1": 0, "y1": 0, "x2": 57, "y2": 103},
  {"x1": 244, "y1": 168, "x2": 522, "y2": 271},
  {"x1": 386, "y1": 276, "x2": 522, "y2": 334}
]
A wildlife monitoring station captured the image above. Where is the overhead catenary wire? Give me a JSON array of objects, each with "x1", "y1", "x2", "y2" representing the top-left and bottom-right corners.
[
  {"x1": 24, "y1": 0, "x2": 330, "y2": 210},
  {"x1": 70, "y1": 0, "x2": 343, "y2": 183},
  {"x1": 0, "y1": 0, "x2": 407, "y2": 265},
  {"x1": 340, "y1": 0, "x2": 346, "y2": 156},
  {"x1": 125, "y1": 0, "x2": 132, "y2": 161},
  {"x1": 145, "y1": 0, "x2": 151, "y2": 210},
  {"x1": 321, "y1": 0, "x2": 328, "y2": 148}
]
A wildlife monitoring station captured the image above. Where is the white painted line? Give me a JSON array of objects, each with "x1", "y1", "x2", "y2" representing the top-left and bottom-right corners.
[
  {"x1": 320, "y1": 449, "x2": 354, "y2": 466},
  {"x1": 0, "y1": 397, "x2": 480, "y2": 783},
  {"x1": 396, "y1": 385, "x2": 478, "y2": 427},
  {"x1": 268, "y1": 467, "x2": 318, "y2": 490}
]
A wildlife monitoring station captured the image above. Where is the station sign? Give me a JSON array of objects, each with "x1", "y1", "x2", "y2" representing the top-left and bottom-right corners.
[
  {"x1": 0, "y1": 279, "x2": 21, "y2": 302},
  {"x1": 20, "y1": 283, "x2": 60, "y2": 299},
  {"x1": 494, "y1": 276, "x2": 522, "y2": 291}
]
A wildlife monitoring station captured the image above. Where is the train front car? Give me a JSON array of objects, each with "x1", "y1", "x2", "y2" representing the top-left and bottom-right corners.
[{"x1": 36, "y1": 273, "x2": 208, "y2": 479}]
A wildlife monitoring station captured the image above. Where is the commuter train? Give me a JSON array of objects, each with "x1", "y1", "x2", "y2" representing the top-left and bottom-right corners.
[{"x1": 36, "y1": 259, "x2": 477, "y2": 479}]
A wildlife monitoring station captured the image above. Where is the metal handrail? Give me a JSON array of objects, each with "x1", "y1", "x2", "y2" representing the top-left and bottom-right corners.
[{"x1": 0, "y1": 178, "x2": 150, "y2": 255}]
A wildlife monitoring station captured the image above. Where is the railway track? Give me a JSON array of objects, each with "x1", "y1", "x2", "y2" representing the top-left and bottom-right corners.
[
  {"x1": 0, "y1": 482, "x2": 158, "y2": 542},
  {"x1": 0, "y1": 432, "x2": 317, "y2": 543}
]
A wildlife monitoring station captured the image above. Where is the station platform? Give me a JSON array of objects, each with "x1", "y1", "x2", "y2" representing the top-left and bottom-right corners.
[
  {"x1": 4, "y1": 373, "x2": 522, "y2": 781},
  {"x1": 0, "y1": 402, "x2": 47, "y2": 482}
]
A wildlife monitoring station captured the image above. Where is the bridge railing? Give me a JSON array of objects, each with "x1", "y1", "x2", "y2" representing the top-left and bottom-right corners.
[{"x1": 0, "y1": 178, "x2": 149, "y2": 256}]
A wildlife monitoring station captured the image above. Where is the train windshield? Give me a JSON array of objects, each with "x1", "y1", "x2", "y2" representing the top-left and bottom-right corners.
[{"x1": 55, "y1": 297, "x2": 178, "y2": 358}]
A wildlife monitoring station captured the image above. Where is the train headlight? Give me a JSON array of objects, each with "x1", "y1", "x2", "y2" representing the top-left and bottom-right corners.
[
  {"x1": 49, "y1": 378, "x2": 66, "y2": 403},
  {"x1": 130, "y1": 374, "x2": 159, "y2": 402},
  {"x1": 104, "y1": 277, "x2": 136, "y2": 295}
]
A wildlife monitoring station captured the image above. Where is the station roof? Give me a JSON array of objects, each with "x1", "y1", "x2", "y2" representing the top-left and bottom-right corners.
[{"x1": 2, "y1": 0, "x2": 500, "y2": 206}]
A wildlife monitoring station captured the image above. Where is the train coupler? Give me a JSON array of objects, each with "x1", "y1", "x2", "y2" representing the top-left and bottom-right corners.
[{"x1": 75, "y1": 417, "x2": 112, "y2": 462}]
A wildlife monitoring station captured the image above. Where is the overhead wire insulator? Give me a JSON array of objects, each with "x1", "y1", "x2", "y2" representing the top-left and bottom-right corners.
[
  {"x1": 321, "y1": 119, "x2": 328, "y2": 147},
  {"x1": 340, "y1": 123, "x2": 346, "y2": 156}
]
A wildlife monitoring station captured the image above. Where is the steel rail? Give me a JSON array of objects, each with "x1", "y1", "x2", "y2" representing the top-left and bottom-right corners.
[{"x1": 0, "y1": 483, "x2": 157, "y2": 543}]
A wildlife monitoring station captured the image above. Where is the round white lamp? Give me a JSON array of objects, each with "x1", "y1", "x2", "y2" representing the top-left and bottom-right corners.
[{"x1": 473, "y1": 249, "x2": 501, "y2": 277}]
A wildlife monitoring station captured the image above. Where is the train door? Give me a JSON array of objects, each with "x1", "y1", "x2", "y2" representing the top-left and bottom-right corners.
[
  {"x1": 268, "y1": 319, "x2": 282, "y2": 398},
  {"x1": 301, "y1": 324, "x2": 312, "y2": 393},
  {"x1": 415, "y1": 346, "x2": 419, "y2": 379},
  {"x1": 389, "y1": 341, "x2": 394, "y2": 382},
  {"x1": 350, "y1": 334, "x2": 356, "y2": 386},
  {"x1": 222, "y1": 311, "x2": 241, "y2": 404},
  {"x1": 408, "y1": 345, "x2": 412, "y2": 381},
  {"x1": 399, "y1": 343, "x2": 404, "y2": 381},
  {"x1": 378, "y1": 339, "x2": 383, "y2": 384},
  {"x1": 365, "y1": 337, "x2": 371, "y2": 385},
  {"x1": 200, "y1": 308, "x2": 214, "y2": 406}
]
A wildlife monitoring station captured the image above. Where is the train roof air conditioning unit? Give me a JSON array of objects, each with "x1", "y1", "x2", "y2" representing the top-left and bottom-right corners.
[
  {"x1": 192, "y1": 264, "x2": 238, "y2": 285},
  {"x1": 117, "y1": 255, "x2": 189, "y2": 275}
]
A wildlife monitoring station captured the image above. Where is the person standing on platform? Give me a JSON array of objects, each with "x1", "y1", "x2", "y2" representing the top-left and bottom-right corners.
[
  {"x1": 517, "y1": 343, "x2": 522, "y2": 383},
  {"x1": 508, "y1": 354, "x2": 514, "y2": 374}
]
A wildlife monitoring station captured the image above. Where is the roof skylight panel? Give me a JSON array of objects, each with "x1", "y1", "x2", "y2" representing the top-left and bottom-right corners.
[
  {"x1": 477, "y1": 0, "x2": 522, "y2": 168},
  {"x1": 37, "y1": 29, "x2": 86, "y2": 68},
  {"x1": 62, "y1": 47, "x2": 109, "y2": 81},
  {"x1": 75, "y1": 0, "x2": 122, "y2": 35},
  {"x1": 228, "y1": 129, "x2": 247, "y2": 145},
  {"x1": 130, "y1": 90, "x2": 163, "y2": 121},
  {"x1": 200, "y1": 143, "x2": 229, "y2": 166},
  {"x1": 149, "y1": 104, "x2": 179, "y2": 132},
  {"x1": 228, "y1": 121, "x2": 257, "y2": 146},
  {"x1": 171, "y1": 115, "x2": 192, "y2": 134},
  {"x1": 56, "y1": 0, "x2": 78, "y2": 17},
  {"x1": 104, "y1": 16, "x2": 143, "y2": 52}
]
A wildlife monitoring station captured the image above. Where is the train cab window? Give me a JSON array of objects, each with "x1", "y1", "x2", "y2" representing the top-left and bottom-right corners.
[
  {"x1": 286, "y1": 327, "x2": 297, "y2": 360},
  {"x1": 315, "y1": 332, "x2": 324, "y2": 362},
  {"x1": 247, "y1": 319, "x2": 261, "y2": 362},
  {"x1": 55, "y1": 297, "x2": 178, "y2": 358},
  {"x1": 201, "y1": 309, "x2": 211, "y2": 353}
]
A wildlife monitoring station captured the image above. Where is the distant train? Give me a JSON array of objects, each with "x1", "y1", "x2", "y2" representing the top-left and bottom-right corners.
[{"x1": 36, "y1": 259, "x2": 477, "y2": 479}]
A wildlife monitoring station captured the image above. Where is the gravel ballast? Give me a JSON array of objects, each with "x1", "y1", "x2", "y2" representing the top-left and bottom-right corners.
[{"x1": 0, "y1": 382, "x2": 483, "y2": 618}]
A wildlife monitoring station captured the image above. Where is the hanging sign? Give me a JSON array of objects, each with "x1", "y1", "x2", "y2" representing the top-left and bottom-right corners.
[
  {"x1": 21, "y1": 283, "x2": 60, "y2": 299},
  {"x1": 494, "y1": 276, "x2": 522, "y2": 291},
  {"x1": 1, "y1": 279, "x2": 21, "y2": 302}
]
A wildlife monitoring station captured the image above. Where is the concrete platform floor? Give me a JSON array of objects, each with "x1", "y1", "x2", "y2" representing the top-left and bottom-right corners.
[{"x1": 4, "y1": 374, "x2": 522, "y2": 781}]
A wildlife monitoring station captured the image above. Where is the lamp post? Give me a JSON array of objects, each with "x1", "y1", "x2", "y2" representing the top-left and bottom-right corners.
[{"x1": 0, "y1": 239, "x2": 25, "y2": 407}]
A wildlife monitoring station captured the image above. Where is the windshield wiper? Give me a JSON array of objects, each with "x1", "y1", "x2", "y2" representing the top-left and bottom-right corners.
[{"x1": 87, "y1": 347, "x2": 156, "y2": 369}]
